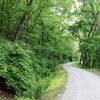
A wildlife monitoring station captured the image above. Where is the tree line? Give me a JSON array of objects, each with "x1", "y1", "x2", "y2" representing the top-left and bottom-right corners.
[{"x1": 0, "y1": 0, "x2": 77, "y2": 99}]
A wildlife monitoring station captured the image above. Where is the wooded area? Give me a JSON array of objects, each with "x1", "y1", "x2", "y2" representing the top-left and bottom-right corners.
[
  {"x1": 0, "y1": 0, "x2": 100, "y2": 99},
  {"x1": 69, "y1": 0, "x2": 100, "y2": 68}
]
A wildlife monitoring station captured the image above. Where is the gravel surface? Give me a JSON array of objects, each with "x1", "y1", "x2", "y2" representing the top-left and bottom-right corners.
[{"x1": 57, "y1": 63, "x2": 100, "y2": 100}]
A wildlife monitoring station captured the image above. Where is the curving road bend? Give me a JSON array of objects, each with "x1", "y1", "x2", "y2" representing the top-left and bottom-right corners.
[{"x1": 57, "y1": 63, "x2": 100, "y2": 100}]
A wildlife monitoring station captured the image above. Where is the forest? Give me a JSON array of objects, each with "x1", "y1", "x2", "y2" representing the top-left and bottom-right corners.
[{"x1": 0, "y1": 0, "x2": 100, "y2": 100}]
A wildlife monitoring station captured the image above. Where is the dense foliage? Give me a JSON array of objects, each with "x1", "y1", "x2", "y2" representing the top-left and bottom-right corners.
[
  {"x1": 69, "y1": 0, "x2": 100, "y2": 68},
  {"x1": 0, "y1": 38, "x2": 36, "y2": 98},
  {"x1": 0, "y1": 0, "x2": 77, "y2": 99},
  {"x1": 0, "y1": 0, "x2": 99, "y2": 99}
]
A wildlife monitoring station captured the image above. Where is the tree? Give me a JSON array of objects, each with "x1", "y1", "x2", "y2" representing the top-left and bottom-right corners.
[{"x1": 69, "y1": 0, "x2": 100, "y2": 68}]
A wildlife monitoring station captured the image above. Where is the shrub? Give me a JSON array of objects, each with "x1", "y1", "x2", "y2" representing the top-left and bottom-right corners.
[
  {"x1": 15, "y1": 96, "x2": 35, "y2": 100},
  {"x1": 0, "y1": 42, "x2": 36, "y2": 98},
  {"x1": 32, "y1": 57, "x2": 58, "y2": 78},
  {"x1": 34, "y1": 78, "x2": 49, "y2": 99}
]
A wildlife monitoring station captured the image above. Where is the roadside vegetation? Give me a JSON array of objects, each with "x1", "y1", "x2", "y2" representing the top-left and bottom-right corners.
[
  {"x1": 69, "y1": 0, "x2": 100, "y2": 69},
  {"x1": 0, "y1": 0, "x2": 77, "y2": 99},
  {"x1": 0, "y1": 0, "x2": 100, "y2": 100},
  {"x1": 42, "y1": 66, "x2": 67, "y2": 100},
  {"x1": 73, "y1": 62, "x2": 100, "y2": 77},
  {"x1": 72, "y1": 62, "x2": 80, "y2": 68}
]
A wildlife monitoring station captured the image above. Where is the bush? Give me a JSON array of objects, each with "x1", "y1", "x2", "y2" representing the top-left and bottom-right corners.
[
  {"x1": 34, "y1": 78, "x2": 49, "y2": 99},
  {"x1": 32, "y1": 57, "x2": 58, "y2": 78},
  {"x1": 0, "y1": 42, "x2": 36, "y2": 98},
  {"x1": 15, "y1": 96, "x2": 35, "y2": 100},
  {"x1": 0, "y1": 37, "x2": 71, "y2": 99}
]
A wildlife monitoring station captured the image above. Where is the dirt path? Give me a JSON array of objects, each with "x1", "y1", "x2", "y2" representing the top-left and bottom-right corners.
[{"x1": 57, "y1": 63, "x2": 100, "y2": 100}]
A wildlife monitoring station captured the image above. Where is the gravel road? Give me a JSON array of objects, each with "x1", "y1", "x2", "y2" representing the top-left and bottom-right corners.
[{"x1": 57, "y1": 63, "x2": 100, "y2": 100}]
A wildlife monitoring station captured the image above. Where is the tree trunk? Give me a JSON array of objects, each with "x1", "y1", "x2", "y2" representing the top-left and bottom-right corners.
[
  {"x1": 13, "y1": 0, "x2": 33, "y2": 42},
  {"x1": 0, "y1": 0, "x2": 4, "y2": 33}
]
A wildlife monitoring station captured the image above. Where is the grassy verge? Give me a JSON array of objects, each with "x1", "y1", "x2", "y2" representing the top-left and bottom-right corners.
[
  {"x1": 86, "y1": 68, "x2": 100, "y2": 76},
  {"x1": 72, "y1": 62, "x2": 80, "y2": 68},
  {"x1": 72, "y1": 62, "x2": 100, "y2": 76},
  {"x1": 42, "y1": 66, "x2": 68, "y2": 100}
]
